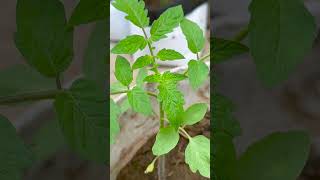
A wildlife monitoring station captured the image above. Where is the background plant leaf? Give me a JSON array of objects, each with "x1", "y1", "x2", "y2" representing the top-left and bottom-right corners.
[
  {"x1": 54, "y1": 79, "x2": 108, "y2": 163},
  {"x1": 15, "y1": 0, "x2": 73, "y2": 77},
  {"x1": 0, "y1": 115, "x2": 33, "y2": 180},
  {"x1": 213, "y1": 132, "x2": 237, "y2": 180},
  {"x1": 234, "y1": 131, "x2": 310, "y2": 180},
  {"x1": 68, "y1": 0, "x2": 107, "y2": 26},
  {"x1": 83, "y1": 20, "x2": 108, "y2": 91},
  {"x1": 212, "y1": 94, "x2": 241, "y2": 137},
  {"x1": 30, "y1": 118, "x2": 65, "y2": 162},
  {"x1": 0, "y1": 64, "x2": 55, "y2": 99},
  {"x1": 248, "y1": 0, "x2": 317, "y2": 86},
  {"x1": 212, "y1": 38, "x2": 249, "y2": 64}
]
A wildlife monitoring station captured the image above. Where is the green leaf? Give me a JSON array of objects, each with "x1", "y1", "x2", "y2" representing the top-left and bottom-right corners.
[
  {"x1": 112, "y1": 0, "x2": 149, "y2": 28},
  {"x1": 188, "y1": 60, "x2": 209, "y2": 90},
  {"x1": 212, "y1": 38, "x2": 249, "y2": 64},
  {"x1": 132, "y1": 55, "x2": 153, "y2": 70},
  {"x1": 152, "y1": 126, "x2": 179, "y2": 156},
  {"x1": 0, "y1": 64, "x2": 55, "y2": 99},
  {"x1": 185, "y1": 135, "x2": 210, "y2": 178},
  {"x1": 213, "y1": 132, "x2": 237, "y2": 180},
  {"x1": 54, "y1": 79, "x2": 108, "y2": 163},
  {"x1": 158, "y1": 80, "x2": 184, "y2": 128},
  {"x1": 234, "y1": 131, "x2": 310, "y2": 180},
  {"x1": 161, "y1": 71, "x2": 187, "y2": 82},
  {"x1": 115, "y1": 56, "x2": 133, "y2": 86},
  {"x1": 111, "y1": 35, "x2": 147, "y2": 54},
  {"x1": 68, "y1": 0, "x2": 107, "y2": 26},
  {"x1": 150, "y1": 5, "x2": 184, "y2": 41},
  {"x1": 83, "y1": 20, "x2": 108, "y2": 91},
  {"x1": 157, "y1": 49, "x2": 185, "y2": 61},
  {"x1": 180, "y1": 18, "x2": 205, "y2": 54},
  {"x1": 248, "y1": 0, "x2": 317, "y2": 86},
  {"x1": 157, "y1": 72, "x2": 187, "y2": 127},
  {"x1": 110, "y1": 82, "x2": 127, "y2": 94},
  {"x1": 0, "y1": 115, "x2": 33, "y2": 180},
  {"x1": 110, "y1": 99, "x2": 121, "y2": 144},
  {"x1": 212, "y1": 94, "x2": 241, "y2": 137},
  {"x1": 182, "y1": 103, "x2": 207, "y2": 126},
  {"x1": 144, "y1": 74, "x2": 162, "y2": 83},
  {"x1": 136, "y1": 68, "x2": 148, "y2": 87},
  {"x1": 127, "y1": 86, "x2": 153, "y2": 116},
  {"x1": 15, "y1": 0, "x2": 73, "y2": 77},
  {"x1": 120, "y1": 98, "x2": 131, "y2": 113}
]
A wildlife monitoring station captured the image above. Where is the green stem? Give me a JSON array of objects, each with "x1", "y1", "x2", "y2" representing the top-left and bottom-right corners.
[
  {"x1": 142, "y1": 28, "x2": 159, "y2": 74},
  {"x1": 179, "y1": 127, "x2": 192, "y2": 140},
  {"x1": 110, "y1": 90, "x2": 157, "y2": 98},
  {"x1": 110, "y1": 90, "x2": 128, "y2": 95},
  {"x1": 160, "y1": 103, "x2": 164, "y2": 128},
  {"x1": 147, "y1": 92, "x2": 158, "y2": 98},
  {"x1": 200, "y1": 54, "x2": 210, "y2": 62},
  {"x1": 233, "y1": 26, "x2": 249, "y2": 42},
  {"x1": 179, "y1": 130, "x2": 188, "y2": 139},
  {"x1": 141, "y1": 27, "x2": 166, "y2": 180},
  {"x1": 0, "y1": 89, "x2": 62, "y2": 105}
]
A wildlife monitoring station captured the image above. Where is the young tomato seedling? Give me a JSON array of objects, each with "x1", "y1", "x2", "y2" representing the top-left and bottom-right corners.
[{"x1": 110, "y1": 0, "x2": 210, "y2": 178}]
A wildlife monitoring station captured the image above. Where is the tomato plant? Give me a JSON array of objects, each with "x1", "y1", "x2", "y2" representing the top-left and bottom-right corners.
[{"x1": 110, "y1": 0, "x2": 210, "y2": 178}]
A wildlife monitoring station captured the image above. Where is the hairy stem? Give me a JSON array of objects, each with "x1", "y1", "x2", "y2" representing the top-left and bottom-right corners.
[{"x1": 0, "y1": 89, "x2": 62, "y2": 105}]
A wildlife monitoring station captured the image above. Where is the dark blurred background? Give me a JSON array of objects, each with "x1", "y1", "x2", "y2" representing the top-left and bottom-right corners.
[
  {"x1": 212, "y1": 0, "x2": 320, "y2": 179},
  {"x1": 0, "y1": 0, "x2": 107, "y2": 179}
]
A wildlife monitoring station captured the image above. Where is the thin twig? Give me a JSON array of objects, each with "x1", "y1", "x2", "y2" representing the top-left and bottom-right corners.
[{"x1": 0, "y1": 89, "x2": 62, "y2": 105}]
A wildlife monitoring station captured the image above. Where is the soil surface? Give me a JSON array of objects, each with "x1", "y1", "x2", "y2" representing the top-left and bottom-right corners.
[{"x1": 117, "y1": 113, "x2": 210, "y2": 180}]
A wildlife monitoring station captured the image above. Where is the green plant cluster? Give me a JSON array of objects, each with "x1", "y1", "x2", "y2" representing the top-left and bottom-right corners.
[
  {"x1": 213, "y1": 0, "x2": 318, "y2": 179},
  {"x1": 0, "y1": 0, "x2": 107, "y2": 179},
  {"x1": 110, "y1": 0, "x2": 210, "y2": 178}
]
